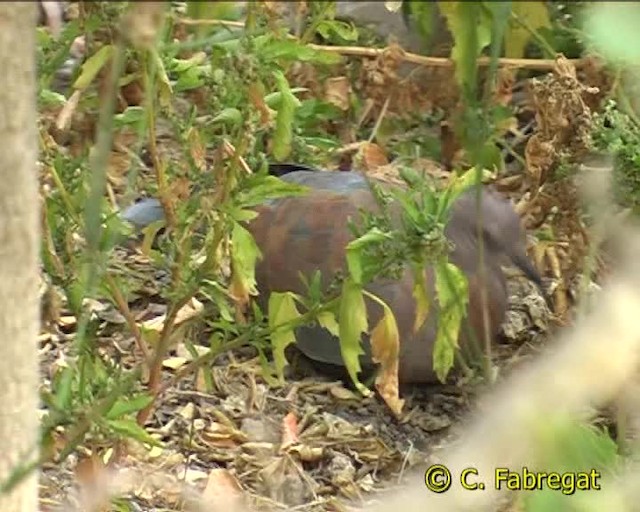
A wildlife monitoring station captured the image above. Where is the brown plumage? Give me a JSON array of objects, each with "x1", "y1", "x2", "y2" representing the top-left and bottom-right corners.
[
  {"x1": 122, "y1": 166, "x2": 543, "y2": 384},
  {"x1": 248, "y1": 169, "x2": 542, "y2": 384}
]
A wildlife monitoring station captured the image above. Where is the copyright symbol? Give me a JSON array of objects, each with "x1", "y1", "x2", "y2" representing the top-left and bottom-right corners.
[{"x1": 425, "y1": 464, "x2": 452, "y2": 493}]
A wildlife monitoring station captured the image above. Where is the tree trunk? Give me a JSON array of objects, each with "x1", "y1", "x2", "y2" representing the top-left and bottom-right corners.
[{"x1": 0, "y1": 3, "x2": 41, "y2": 511}]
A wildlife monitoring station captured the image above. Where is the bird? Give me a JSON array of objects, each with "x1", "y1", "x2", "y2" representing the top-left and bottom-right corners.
[{"x1": 121, "y1": 164, "x2": 544, "y2": 384}]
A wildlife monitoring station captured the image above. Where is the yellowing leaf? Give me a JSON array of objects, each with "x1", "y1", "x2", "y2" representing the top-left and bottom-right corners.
[
  {"x1": 370, "y1": 298, "x2": 404, "y2": 416},
  {"x1": 268, "y1": 292, "x2": 302, "y2": 381},
  {"x1": 229, "y1": 222, "x2": 262, "y2": 306},
  {"x1": 152, "y1": 48, "x2": 173, "y2": 109},
  {"x1": 433, "y1": 260, "x2": 469, "y2": 382},
  {"x1": 412, "y1": 269, "x2": 430, "y2": 333},
  {"x1": 74, "y1": 44, "x2": 115, "y2": 90},
  {"x1": 370, "y1": 303, "x2": 400, "y2": 365},
  {"x1": 187, "y1": 127, "x2": 206, "y2": 172},
  {"x1": 338, "y1": 279, "x2": 370, "y2": 395},
  {"x1": 505, "y1": 2, "x2": 551, "y2": 59},
  {"x1": 141, "y1": 219, "x2": 166, "y2": 256}
]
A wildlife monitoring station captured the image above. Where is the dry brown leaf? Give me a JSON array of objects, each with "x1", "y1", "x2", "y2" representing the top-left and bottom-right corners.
[
  {"x1": 494, "y1": 67, "x2": 515, "y2": 107},
  {"x1": 281, "y1": 412, "x2": 299, "y2": 449},
  {"x1": 248, "y1": 82, "x2": 273, "y2": 127},
  {"x1": 329, "y1": 384, "x2": 360, "y2": 401},
  {"x1": 121, "y1": 79, "x2": 145, "y2": 107},
  {"x1": 525, "y1": 133, "x2": 555, "y2": 186},
  {"x1": 325, "y1": 76, "x2": 351, "y2": 111},
  {"x1": 141, "y1": 297, "x2": 204, "y2": 333},
  {"x1": 170, "y1": 176, "x2": 191, "y2": 202},
  {"x1": 533, "y1": 242, "x2": 547, "y2": 275},
  {"x1": 201, "y1": 422, "x2": 246, "y2": 449},
  {"x1": 201, "y1": 468, "x2": 245, "y2": 510},
  {"x1": 187, "y1": 127, "x2": 206, "y2": 172},
  {"x1": 74, "y1": 453, "x2": 110, "y2": 512},
  {"x1": 288, "y1": 444, "x2": 324, "y2": 462},
  {"x1": 107, "y1": 151, "x2": 133, "y2": 189},
  {"x1": 355, "y1": 141, "x2": 389, "y2": 172},
  {"x1": 55, "y1": 89, "x2": 82, "y2": 132}
]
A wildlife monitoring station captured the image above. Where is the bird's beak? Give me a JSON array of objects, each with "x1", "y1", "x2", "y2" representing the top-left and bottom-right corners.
[{"x1": 508, "y1": 247, "x2": 552, "y2": 308}]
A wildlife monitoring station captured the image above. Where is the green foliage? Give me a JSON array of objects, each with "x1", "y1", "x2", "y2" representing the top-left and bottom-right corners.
[
  {"x1": 433, "y1": 260, "x2": 469, "y2": 381},
  {"x1": 342, "y1": 168, "x2": 480, "y2": 385},
  {"x1": 267, "y1": 292, "x2": 302, "y2": 382},
  {"x1": 522, "y1": 417, "x2": 619, "y2": 512},
  {"x1": 592, "y1": 101, "x2": 640, "y2": 213},
  {"x1": 338, "y1": 278, "x2": 370, "y2": 394}
]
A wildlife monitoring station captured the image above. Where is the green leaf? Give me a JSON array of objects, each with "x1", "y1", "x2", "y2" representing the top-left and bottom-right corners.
[
  {"x1": 505, "y1": 2, "x2": 551, "y2": 59},
  {"x1": 272, "y1": 71, "x2": 301, "y2": 162},
  {"x1": 256, "y1": 346, "x2": 280, "y2": 387},
  {"x1": 114, "y1": 106, "x2": 145, "y2": 129},
  {"x1": 187, "y1": 1, "x2": 241, "y2": 38},
  {"x1": 317, "y1": 311, "x2": 340, "y2": 337},
  {"x1": 264, "y1": 88, "x2": 308, "y2": 109},
  {"x1": 171, "y1": 53, "x2": 208, "y2": 74},
  {"x1": 39, "y1": 89, "x2": 66, "y2": 107},
  {"x1": 315, "y1": 20, "x2": 359, "y2": 42},
  {"x1": 53, "y1": 367, "x2": 74, "y2": 411},
  {"x1": 141, "y1": 220, "x2": 166, "y2": 257},
  {"x1": 229, "y1": 207, "x2": 259, "y2": 223},
  {"x1": 446, "y1": 167, "x2": 493, "y2": 205},
  {"x1": 238, "y1": 174, "x2": 308, "y2": 208},
  {"x1": 174, "y1": 66, "x2": 206, "y2": 92},
  {"x1": 268, "y1": 291, "x2": 302, "y2": 380},
  {"x1": 260, "y1": 39, "x2": 341, "y2": 65},
  {"x1": 152, "y1": 48, "x2": 173, "y2": 109},
  {"x1": 433, "y1": 260, "x2": 469, "y2": 382},
  {"x1": 437, "y1": 2, "x2": 492, "y2": 95},
  {"x1": 107, "y1": 418, "x2": 163, "y2": 446},
  {"x1": 211, "y1": 107, "x2": 242, "y2": 126},
  {"x1": 73, "y1": 44, "x2": 115, "y2": 90},
  {"x1": 338, "y1": 278, "x2": 370, "y2": 394},
  {"x1": 345, "y1": 228, "x2": 391, "y2": 284},
  {"x1": 105, "y1": 394, "x2": 154, "y2": 420},
  {"x1": 230, "y1": 222, "x2": 263, "y2": 297}
]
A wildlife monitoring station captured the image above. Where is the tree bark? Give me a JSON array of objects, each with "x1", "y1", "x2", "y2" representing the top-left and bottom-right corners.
[{"x1": 0, "y1": 3, "x2": 41, "y2": 511}]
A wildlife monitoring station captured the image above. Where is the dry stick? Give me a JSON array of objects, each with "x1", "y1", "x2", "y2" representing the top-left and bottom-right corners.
[
  {"x1": 368, "y1": 95, "x2": 390, "y2": 144},
  {"x1": 175, "y1": 17, "x2": 584, "y2": 71},
  {"x1": 223, "y1": 139, "x2": 253, "y2": 175},
  {"x1": 105, "y1": 274, "x2": 151, "y2": 361},
  {"x1": 310, "y1": 44, "x2": 585, "y2": 71},
  {"x1": 137, "y1": 295, "x2": 192, "y2": 425}
]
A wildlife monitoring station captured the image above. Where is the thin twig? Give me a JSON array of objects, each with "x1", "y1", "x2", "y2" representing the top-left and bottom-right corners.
[
  {"x1": 176, "y1": 18, "x2": 245, "y2": 29},
  {"x1": 309, "y1": 44, "x2": 584, "y2": 71},
  {"x1": 105, "y1": 273, "x2": 151, "y2": 362},
  {"x1": 368, "y1": 95, "x2": 390, "y2": 144},
  {"x1": 223, "y1": 139, "x2": 253, "y2": 175}
]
